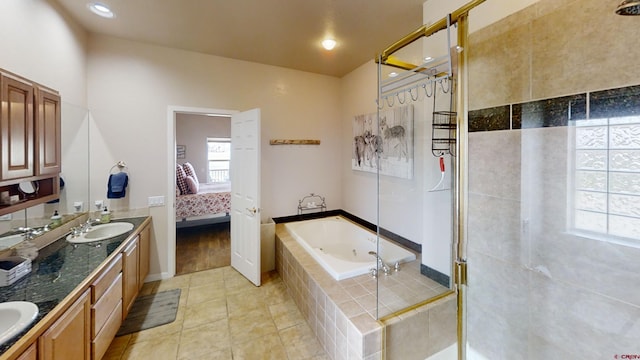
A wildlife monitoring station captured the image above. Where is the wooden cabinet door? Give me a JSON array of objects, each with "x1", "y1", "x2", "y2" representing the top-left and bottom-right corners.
[
  {"x1": 138, "y1": 225, "x2": 150, "y2": 290},
  {"x1": 35, "y1": 87, "x2": 61, "y2": 176},
  {"x1": 0, "y1": 75, "x2": 34, "y2": 180},
  {"x1": 15, "y1": 342, "x2": 37, "y2": 360},
  {"x1": 39, "y1": 289, "x2": 91, "y2": 360},
  {"x1": 122, "y1": 238, "x2": 139, "y2": 320}
]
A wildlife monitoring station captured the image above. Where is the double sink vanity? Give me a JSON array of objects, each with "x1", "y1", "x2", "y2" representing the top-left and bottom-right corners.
[
  {"x1": 0, "y1": 216, "x2": 151, "y2": 360},
  {"x1": 0, "y1": 67, "x2": 153, "y2": 360}
]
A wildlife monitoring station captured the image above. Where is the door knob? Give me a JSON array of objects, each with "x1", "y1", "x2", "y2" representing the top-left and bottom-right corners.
[{"x1": 246, "y1": 207, "x2": 258, "y2": 214}]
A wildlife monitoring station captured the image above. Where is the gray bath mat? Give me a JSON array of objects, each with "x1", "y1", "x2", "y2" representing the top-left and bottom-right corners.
[{"x1": 116, "y1": 288, "x2": 181, "y2": 336}]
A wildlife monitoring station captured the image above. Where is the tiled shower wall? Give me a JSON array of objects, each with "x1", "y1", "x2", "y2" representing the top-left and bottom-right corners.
[{"x1": 466, "y1": 0, "x2": 640, "y2": 358}]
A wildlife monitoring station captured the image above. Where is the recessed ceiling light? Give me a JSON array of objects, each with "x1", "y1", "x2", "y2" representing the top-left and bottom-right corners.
[
  {"x1": 322, "y1": 39, "x2": 337, "y2": 51},
  {"x1": 424, "y1": 56, "x2": 434, "y2": 62},
  {"x1": 88, "y1": 2, "x2": 115, "y2": 18},
  {"x1": 388, "y1": 72, "x2": 398, "y2": 78}
]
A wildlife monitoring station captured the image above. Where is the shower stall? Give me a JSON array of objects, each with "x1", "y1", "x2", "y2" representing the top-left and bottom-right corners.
[{"x1": 371, "y1": 0, "x2": 640, "y2": 359}]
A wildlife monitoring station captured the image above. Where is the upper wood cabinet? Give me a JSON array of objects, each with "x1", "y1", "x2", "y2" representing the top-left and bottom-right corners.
[
  {"x1": 1, "y1": 74, "x2": 34, "y2": 180},
  {"x1": 35, "y1": 87, "x2": 61, "y2": 176},
  {"x1": 0, "y1": 69, "x2": 61, "y2": 216}
]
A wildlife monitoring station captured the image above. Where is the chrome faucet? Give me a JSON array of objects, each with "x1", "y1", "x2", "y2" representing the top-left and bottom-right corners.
[
  {"x1": 368, "y1": 251, "x2": 390, "y2": 276},
  {"x1": 80, "y1": 219, "x2": 95, "y2": 233}
]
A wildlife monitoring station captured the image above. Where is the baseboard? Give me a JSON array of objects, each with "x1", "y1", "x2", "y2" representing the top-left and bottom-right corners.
[
  {"x1": 144, "y1": 272, "x2": 172, "y2": 282},
  {"x1": 420, "y1": 264, "x2": 450, "y2": 287}
]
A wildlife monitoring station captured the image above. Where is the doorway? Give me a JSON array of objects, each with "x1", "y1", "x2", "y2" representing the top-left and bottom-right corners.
[{"x1": 167, "y1": 106, "x2": 236, "y2": 277}]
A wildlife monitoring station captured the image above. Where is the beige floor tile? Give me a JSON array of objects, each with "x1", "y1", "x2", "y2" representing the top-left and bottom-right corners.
[
  {"x1": 269, "y1": 299, "x2": 306, "y2": 330},
  {"x1": 223, "y1": 270, "x2": 257, "y2": 295},
  {"x1": 226, "y1": 286, "x2": 268, "y2": 318},
  {"x1": 186, "y1": 282, "x2": 226, "y2": 306},
  {"x1": 231, "y1": 332, "x2": 288, "y2": 360},
  {"x1": 228, "y1": 307, "x2": 278, "y2": 344},
  {"x1": 120, "y1": 333, "x2": 180, "y2": 360},
  {"x1": 261, "y1": 280, "x2": 290, "y2": 306},
  {"x1": 186, "y1": 348, "x2": 233, "y2": 360},
  {"x1": 183, "y1": 297, "x2": 228, "y2": 329},
  {"x1": 177, "y1": 319, "x2": 231, "y2": 360},
  {"x1": 107, "y1": 266, "x2": 330, "y2": 360},
  {"x1": 189, "y1": 267, "x2": 225, "y2": 287},
  {"x1": 279, "y1": 322, "x2": 325, "y2": 359}
]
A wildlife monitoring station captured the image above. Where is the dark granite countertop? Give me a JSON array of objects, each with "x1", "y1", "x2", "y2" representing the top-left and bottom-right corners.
[{"x1": 0, "y1": 217, "x2": 149, "y2": 355}]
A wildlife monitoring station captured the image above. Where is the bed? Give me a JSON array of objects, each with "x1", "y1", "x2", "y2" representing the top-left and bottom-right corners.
[
  {"x1": 175, "y1": 163, "x2": 231, "y2": 227},
  {"x1": 176, "y1": 182, "x2": 231, "y2": 218}
]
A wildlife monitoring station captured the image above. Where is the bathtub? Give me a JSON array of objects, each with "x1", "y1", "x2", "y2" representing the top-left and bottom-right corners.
[{"x1": 284, "y1": 216, "x2": 416, "y2": 280}]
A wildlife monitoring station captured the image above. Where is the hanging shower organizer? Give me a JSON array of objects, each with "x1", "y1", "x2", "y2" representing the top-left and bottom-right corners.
[
  {"x1": 431, "y1": 80, "x2": 457, "y2": 157},
  {"x1": 377, "y1": 15, "x2": 457, "y2": 157}
]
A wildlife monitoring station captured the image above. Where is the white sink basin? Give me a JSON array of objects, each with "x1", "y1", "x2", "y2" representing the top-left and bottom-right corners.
[
  {"x1": 0, "y1": 301, "x2": 38, "y2": 346},
  {"x1": 0, "y1": 234, "x2": 26, "y2": 250},
  {"x1": 66, "y1": 222, "x2": 134, "y2": 244}
]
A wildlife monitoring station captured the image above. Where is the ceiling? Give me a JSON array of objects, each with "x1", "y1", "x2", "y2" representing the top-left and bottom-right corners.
[{"x1": 53, "y1": 0, "x2": 427, "y2": 78}]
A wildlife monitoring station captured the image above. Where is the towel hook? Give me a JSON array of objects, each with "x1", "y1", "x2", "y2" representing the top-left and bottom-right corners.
[
  {"x1": 409, "y1": 87, "x2": 420, "y2": 101},
  {"x1": 423, "y1": 83, "x2": 434, "y2": 98},
  {"x1": 385, "y1": 95, "x2": 395, "y2": 108}
]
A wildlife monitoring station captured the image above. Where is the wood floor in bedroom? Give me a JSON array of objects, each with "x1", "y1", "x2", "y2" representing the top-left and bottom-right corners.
[{"x1": 175, "y1": 221, "x2": 230, "y2": 275}]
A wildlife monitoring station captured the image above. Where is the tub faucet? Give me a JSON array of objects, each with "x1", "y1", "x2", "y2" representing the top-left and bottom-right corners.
[{"x1": 368, "y1": 251, "x2": 390, "y2": 276}]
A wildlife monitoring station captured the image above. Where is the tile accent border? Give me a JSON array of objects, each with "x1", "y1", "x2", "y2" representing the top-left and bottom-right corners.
[{"x1": 469, "y1": 84, "x2": 640, "y2": 132}]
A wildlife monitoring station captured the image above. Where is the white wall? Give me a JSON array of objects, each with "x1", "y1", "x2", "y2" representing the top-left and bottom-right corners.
[
  {"x1": 0, "y1": 0, "x2": 87, "y2": 107},
  {"x1": 86, "y1": 34, "x2": 342, "y2": 278},
  {"x1": 176, "y1": 114, "x2": 230, "y2": 182},
  {"x1": 0, "y1": 0, "x2": 88, "y2": 231}
]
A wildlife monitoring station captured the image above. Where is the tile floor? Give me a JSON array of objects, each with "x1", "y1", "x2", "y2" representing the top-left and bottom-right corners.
[{"x1": 104, "y1": 266, "x2": 329, "y2": 360}]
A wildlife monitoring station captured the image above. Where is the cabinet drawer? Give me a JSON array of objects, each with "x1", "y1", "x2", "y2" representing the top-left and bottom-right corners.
[
  {"x1": 91, "y1": 253, "x2": 122, "y2": 302},
  {"x1": 91, "y1": 272, "x2": 122, "y2": 338},
  {"x1": 92, "y1": 300, "x2": 122, "y2": 360}
]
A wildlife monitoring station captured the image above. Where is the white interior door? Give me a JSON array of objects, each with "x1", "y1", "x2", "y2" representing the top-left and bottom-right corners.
[{"x1": 230, "y1": 108, "x2": 261, "y2": 286}]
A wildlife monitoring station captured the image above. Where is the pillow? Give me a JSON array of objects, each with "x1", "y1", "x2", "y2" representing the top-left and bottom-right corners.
[
  {"x1": 182, "y1": 162, "x2": 199, "y2": 186},
  {"x1": 176, "y1": 164, "x2": 189, "y2": 195},
  {"x1": 185, "y1": 175, "x2": 199, "y2": 194}
]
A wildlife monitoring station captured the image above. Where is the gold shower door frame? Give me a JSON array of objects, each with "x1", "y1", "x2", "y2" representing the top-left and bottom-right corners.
[{"x1": 375, "y1": 1, "x2": 484, "y2": 359}]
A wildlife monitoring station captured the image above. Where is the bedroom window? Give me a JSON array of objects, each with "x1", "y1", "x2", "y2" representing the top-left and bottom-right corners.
[
  {"x1": 207, "y1": 138, "x2": 230, "y2": 183},
  {"x1": 571, "y1": 116, "x2": 640, "y2": 245}
]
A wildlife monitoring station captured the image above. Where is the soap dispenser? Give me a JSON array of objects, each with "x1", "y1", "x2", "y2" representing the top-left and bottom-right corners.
[
  {"x1": 100, "y1": 207, "x2": 111, "y2": 223},
  {"x1": 50, "y1": 210, "x2": 62, "y2": 228}
]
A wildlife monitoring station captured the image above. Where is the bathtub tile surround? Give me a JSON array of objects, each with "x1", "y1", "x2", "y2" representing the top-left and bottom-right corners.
[{"x1": 276, "y1": 222, "x2": 454, "y2": 360}]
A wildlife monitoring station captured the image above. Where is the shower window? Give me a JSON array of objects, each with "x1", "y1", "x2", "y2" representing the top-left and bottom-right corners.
[
  {"x1": 572, "y1": 116, "x2": 640, "y2": 244},
  {"x1": 207, "y1": 137, "x2": 230, "y2": 183}
]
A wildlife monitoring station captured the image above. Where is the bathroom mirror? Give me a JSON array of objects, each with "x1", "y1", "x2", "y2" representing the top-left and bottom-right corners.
[{"x1": 0, "y1": 101, "x2": 90, "y2": 242}]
